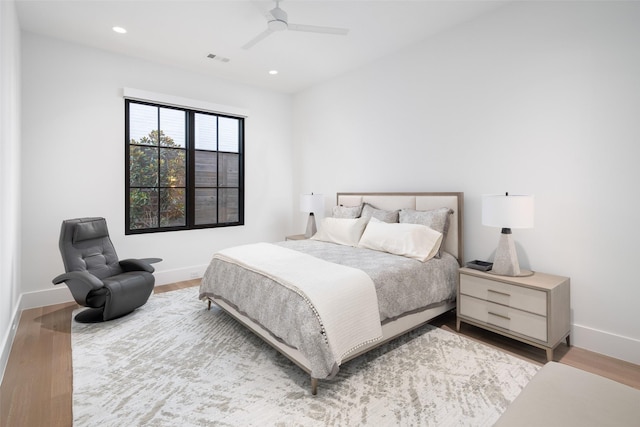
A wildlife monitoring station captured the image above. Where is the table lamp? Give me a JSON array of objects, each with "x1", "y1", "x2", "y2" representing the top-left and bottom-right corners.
[
  {"x1": 482, "y1": 193, "x2": 534, "y2": 276},
  {"x1": 300, "y1": 193, "x2": 324, "y2": 238}
]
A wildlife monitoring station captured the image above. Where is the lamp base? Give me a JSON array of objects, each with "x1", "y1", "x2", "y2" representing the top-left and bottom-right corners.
[
  {"x1": 304, "y1": 213, "x2": 317, "y2": 238},
  {"x1": 491, "y1": 230, "x2": 521, "y2": 276},
  {"x1": 487, "y1": 269, "x2": 535, "y2": 278}
]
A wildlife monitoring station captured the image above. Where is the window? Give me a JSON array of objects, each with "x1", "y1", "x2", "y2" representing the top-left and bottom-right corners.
[{"x1": 125, "y1": 100, "x2": 244, "y2": 234}]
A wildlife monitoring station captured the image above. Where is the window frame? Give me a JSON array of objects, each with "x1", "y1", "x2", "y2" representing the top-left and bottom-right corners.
[{"x1": 125, "y1": 99, "x2": 244, "y2": 235}]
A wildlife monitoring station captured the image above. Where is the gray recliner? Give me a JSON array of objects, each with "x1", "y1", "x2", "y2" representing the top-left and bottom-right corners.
[{"x1": 52, "y1": 217, "x2": 160, "y2": 323}]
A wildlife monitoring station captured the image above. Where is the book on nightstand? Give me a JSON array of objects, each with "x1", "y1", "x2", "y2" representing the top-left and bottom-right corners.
[{"x1": 465, "y1": 260, "x2": 493, "y2": 272}]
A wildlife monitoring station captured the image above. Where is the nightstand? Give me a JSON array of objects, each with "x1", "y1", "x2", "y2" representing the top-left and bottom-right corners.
[
  {"x1": 285, "y1": 234, "x2": 308, "y2": 241},
  {"x1": 457, "y1": 267, "x2": 570, "y2": 361}
]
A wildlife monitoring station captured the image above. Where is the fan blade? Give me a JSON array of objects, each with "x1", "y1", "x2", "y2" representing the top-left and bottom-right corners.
[
  {"x1": 242, "y1": 28, "x2": 274, "y2": 50},
  {"x1": 287, "y1": 23, "x2": 349, "y2": 35}
]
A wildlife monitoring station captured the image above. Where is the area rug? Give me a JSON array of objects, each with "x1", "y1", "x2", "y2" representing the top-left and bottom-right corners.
[{"x1": 72, "y1": 287, "x2": 539, "y2": 426}]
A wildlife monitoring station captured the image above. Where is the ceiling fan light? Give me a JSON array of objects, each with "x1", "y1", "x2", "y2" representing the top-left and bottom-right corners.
[
  {"x1": 268, "y1": 4, "x2": 288, "y2": 31},
  {"x1": 268, "y1": 19, "x2": 287, "y2": 31}
]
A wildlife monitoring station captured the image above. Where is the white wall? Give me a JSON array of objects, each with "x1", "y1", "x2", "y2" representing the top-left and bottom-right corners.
[
  {"x1": 20, "y1": 33, "x2": 294, "y2": 307},
  {"x1": 292, "y1": 1, "x2": 640, "y2": 364},
  {"x1": 0, "y1": 0, "x2": 22, "y2": 382}
]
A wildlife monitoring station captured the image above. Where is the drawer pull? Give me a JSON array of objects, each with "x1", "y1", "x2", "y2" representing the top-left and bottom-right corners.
[
  {"x1": 488, "y1": 289, "x2": 511, "y2": 298},
  {"x1": 488, "y1": 312, "x2": 510, "y2": 321}
]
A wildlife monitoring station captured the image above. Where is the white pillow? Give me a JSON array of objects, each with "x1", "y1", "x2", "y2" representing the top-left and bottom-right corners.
[
  {"x1": 358, "y1": 218, "x2": 443, "y2": 262},
  {"x1": 311, "y1": 217, "x2": 368, "y2": 247}
]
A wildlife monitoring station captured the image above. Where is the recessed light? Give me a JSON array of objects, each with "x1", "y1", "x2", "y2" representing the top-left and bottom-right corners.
[
  {"x1": 269, "y1": 70, "x2": 278, "y2": 75},
  {"x1": 112, "y1": 26, "x2": 127, "y2": 34}
]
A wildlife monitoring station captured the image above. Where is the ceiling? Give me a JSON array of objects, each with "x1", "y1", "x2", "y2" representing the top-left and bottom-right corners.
[{"x1": 16, "y1": 0, "x2": 507, "y2": 94}]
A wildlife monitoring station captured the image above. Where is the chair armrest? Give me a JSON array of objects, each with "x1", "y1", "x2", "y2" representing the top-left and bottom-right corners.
[
  {"x1": 52, "y1": 271, "x2": 104, "y2": 306},
  {"x1": 52, "y1": 271, "x2": 104, "y2": 289},
  {"x1": 119, "y1": 258, "x2": 156, "y2": 273}
]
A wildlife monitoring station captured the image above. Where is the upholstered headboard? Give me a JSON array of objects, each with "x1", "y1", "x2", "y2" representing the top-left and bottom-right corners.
[{"x1": 336, "y1": 192, "x2": 464, "y2": 265}]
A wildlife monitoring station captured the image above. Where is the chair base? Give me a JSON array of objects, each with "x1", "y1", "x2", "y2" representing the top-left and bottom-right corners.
[
  {"x1": 74, "y1": 307, "x2": 137, "y2": 323},
  {"x1": 74, "y1": 308, "x2": 107, "y2": 323}
]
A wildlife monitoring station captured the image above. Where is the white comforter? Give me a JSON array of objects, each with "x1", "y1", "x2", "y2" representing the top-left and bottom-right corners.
[{"x1": 213, "y1": 243, "x2": 383, "y2": 365}]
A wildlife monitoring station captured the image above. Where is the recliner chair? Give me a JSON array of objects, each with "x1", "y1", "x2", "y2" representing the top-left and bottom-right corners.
[{"x1": 52, "y1": 217, "x2": 161, "y2": 323}]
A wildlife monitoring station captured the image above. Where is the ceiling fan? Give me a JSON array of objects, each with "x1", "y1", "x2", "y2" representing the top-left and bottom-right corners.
[{"x1": 243, "y1": 0, "x2": 350, "y2": 50}]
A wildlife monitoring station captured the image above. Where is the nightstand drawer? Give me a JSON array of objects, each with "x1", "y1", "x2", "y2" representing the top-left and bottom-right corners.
[
  {"x1": 460, "y1": 274, "x2": 547, "y2": 316},
  {"x1": 459, "y1": 295, "x2": 547, "y2": 342}
]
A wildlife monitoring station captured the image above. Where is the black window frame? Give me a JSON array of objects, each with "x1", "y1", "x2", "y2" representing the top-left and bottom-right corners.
[{"x1": 125, "y1": 99, "x2": 244, "y2": 235}]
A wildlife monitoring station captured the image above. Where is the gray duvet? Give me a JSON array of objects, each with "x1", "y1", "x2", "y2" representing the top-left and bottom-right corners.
[{"x1": 199, "y1": 240, "x2": 458, "y2": 378}]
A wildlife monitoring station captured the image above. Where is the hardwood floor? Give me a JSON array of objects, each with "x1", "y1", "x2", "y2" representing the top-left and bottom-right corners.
[
  {"x1": 2, "y1": 279, "x2": 639, "y2": 426},
  {"x1": 432, "y1": 316, "x2": 640, "y2": 389}
]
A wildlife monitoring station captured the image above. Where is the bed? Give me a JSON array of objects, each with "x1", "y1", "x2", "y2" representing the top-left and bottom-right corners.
[{"x1": 199, "y1": 192, "x2": 464, "y2": 394}]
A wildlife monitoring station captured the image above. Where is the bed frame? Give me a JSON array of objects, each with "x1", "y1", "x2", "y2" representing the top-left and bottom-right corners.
[{"x1": 206, "y1": 192, "x2": 464, "y2": 395}]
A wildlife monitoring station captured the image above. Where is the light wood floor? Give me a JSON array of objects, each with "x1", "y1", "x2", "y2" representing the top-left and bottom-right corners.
[{"x1": 2, "y1": 279, "x2": 639, "y2": 426}]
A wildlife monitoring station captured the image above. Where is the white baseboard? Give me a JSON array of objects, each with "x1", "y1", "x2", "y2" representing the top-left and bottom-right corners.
[
  {"x1": 0, "y1": 296, "x2": 23, "y2": 385},
  {"x1": 20, "y1": 286, "x2": 74, "y2": 309},
  {"x1": 572, "y1": 323, "x2": 640, "y2": 365},
  {"x1": 154, "y1": 265, "x2": 208, "y2": 286},
  {"x1": 17, "y1": 265, "x2": 209, "y2": 310}
]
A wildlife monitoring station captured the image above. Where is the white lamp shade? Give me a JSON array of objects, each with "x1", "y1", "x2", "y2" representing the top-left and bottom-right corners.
[
  {"x1": 299, "y1": 194, "x2": 324, "y2": 214},
  {"x1": 482, "y1": 194, "x2": 534, "y2": 229}
]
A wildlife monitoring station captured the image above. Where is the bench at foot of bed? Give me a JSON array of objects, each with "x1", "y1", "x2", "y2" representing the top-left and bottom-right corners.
[{"x1": 495, "y1": 361, "x2": 640, "y2": 426}]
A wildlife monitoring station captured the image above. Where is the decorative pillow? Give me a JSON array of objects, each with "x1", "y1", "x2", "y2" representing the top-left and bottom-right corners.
[
  {"x1": 399, "y1": 207, "x2": 453, "y2": 258},
  {"x1": 360, "y1": 203, "x2": 399, "y2": 223},
  {"x1": 332, "y1": 204, "x2": 363, "y2": 219},
  {"x1": 311, "y1": 217, "x2": 368, "y2": 247},
  {"x1": 358, "y1": 218, "x2": 443, "y2": 262}
]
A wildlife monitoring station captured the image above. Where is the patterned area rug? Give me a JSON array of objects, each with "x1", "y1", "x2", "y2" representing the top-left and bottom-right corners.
[{"x1": 72, "y1": 287, "x2": 539, "y2": 426}]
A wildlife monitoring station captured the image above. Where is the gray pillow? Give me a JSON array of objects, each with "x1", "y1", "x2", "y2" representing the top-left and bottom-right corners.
[
  {"x1": 399, "y1": 207, "x2": 453, "y2": 258},
  {"x1": 332, "y1": 204, "x2": 363, "y2": 219},
  {"x1": 361, "y1": 203, "x2": 399, "y2": 223}
]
